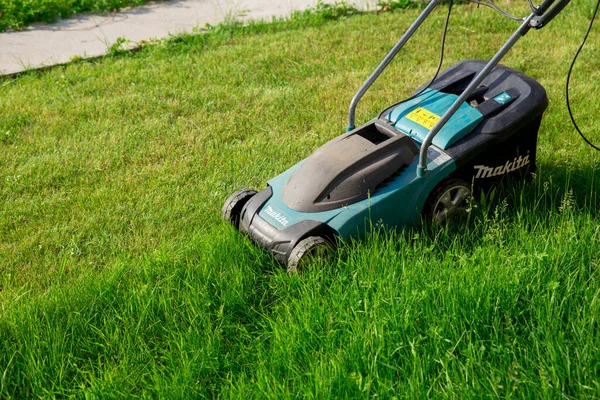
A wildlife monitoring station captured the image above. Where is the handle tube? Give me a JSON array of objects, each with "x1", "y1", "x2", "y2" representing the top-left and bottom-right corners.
[
  {"x1": 530, "y1": 0, "x2": 571, "y2": 28},
  {"x1": 416, "y1": 13, "x2": 535, "y2": 177},
  {"x1": 347, "y1": 0, "x2": 440, "y2": 131},
  {"x1": 532, "y1": 0, "x2": 557, "y2": 15}
]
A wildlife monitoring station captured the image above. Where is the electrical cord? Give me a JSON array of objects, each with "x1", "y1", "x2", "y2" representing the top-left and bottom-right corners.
[
  {"x1": 469, "y1": 0, "x2": 526, "y2": 21},
  {"x1": 527, "y1": 0, "x2": 538, "y2": 14},
  {"x1": 378, "y1": 0, "x2": 530, "y2": 121},
  {"x1": 379, "y1": 0, "x2": 454, "y2": 119},
  {"x1": 378, "y1": 0, "x2": 600, "y2": 153},
  {"x1": 566, "y1": 0, "x2": 600, "y2": 151},
  {"x1": 414, "y1": 0, "x2": 453, "y2": 90}
]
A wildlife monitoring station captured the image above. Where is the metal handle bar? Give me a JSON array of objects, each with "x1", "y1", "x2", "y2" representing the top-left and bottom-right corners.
[
  {"x1": 416, "y1": 13, "x2": 535, "y2": 177},
  {"x1": 533, "y1": 0, "x2": 559, "y2": 15},
  {"x1": 345, "y1": 0, "x2": 571, "y2": 177},
  {"x1": 531, "y1": 0, "x2": 571, "y2": 28},
  {"x1": 416, "y1": 0, "x2": 570, "y2": 177},
  {"x1": 346, "y1": 0, "x2": 441, "y2": 132}
]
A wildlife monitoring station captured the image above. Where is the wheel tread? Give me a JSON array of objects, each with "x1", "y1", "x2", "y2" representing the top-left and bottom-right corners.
[
  {"x1": 287, "y1": 236, "x2": 332, "y2": 274},
  {"x1": 222, "y1": 188, "x2": 257, "y2": 228}
]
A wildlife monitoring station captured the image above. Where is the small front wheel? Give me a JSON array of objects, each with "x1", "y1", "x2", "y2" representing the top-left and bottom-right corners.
[
  {"x1": 287, "y1": 236, "x2": 333, "y2": 274},
  {"x1": 222, "y1": 188, "x2": 257, "y2": 229},
  {"x1": 424, "y1": 179, "x2": 471, "y2": 224}
]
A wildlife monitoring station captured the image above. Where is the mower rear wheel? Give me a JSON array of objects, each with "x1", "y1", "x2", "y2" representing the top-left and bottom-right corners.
[
  {"x1": 222, "y1": 188, "x2": 257, "y2": 229},
  {"x1": 287, "y1": 236, "x2": 333, "y2": 274},
  {"x1": 424, "y1": 179, "x2": 471, "y2": 224}
]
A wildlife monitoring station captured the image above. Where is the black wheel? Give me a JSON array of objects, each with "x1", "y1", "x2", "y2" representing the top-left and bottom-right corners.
[
  {"x1": 287, "y1": 236, "x2": 333, "y2": 274},
  {"x1": 222, "y1": 188, "x2": 257, "y2": 228},
  {"x1": 424, "y1": 179, "x2": 471, "y2": 224}
]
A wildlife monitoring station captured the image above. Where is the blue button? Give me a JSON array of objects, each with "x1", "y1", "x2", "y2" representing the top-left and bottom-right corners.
[{"x1": 493, "y1": 92, "x2": 512, "y2": 105}]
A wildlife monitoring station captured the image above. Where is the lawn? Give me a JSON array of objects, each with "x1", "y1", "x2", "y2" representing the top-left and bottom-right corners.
[
  {"x1": 1, "y1": 1, "x2": 600, "y2": 397},
  {"x1": 0, "y1": 0, "x2": 163, "y2": 31}
]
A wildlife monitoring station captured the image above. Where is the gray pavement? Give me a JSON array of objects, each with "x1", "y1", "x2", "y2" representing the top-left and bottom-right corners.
[{"x1": 0, "y1": 0, "x2": 374, "y2": 76}]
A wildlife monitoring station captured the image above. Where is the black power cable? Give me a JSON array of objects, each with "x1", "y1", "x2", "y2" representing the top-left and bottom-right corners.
[
  {"x1": 566, "y1": 0, "x2": 600, "y2": 151},
  {"x1": 379, "y1": 0, "x2": 525, "y2": 121},
  {"x1": 379, "y1": 0, "x2": 454, "y2": 119},
  {"x1": 527, "y1": 0, "x2": 538, "y2": 14},
  {"x1": 469, "y1": 0, "x2": 525, "y2": 21},
  {"x1": 380, "y1": 0, "x2": 600, "y2": 152},
  {"x1": 422, "y1": 0, "x2": 454, "y2": 91}
]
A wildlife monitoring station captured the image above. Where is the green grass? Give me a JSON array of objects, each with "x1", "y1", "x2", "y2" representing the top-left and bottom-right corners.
[
  {"x1": 2, "y1": 1, "x2": 600, "y2": 397},
  {"x1": 0, "y1": 0, "x2": 164, "y2": 31}
]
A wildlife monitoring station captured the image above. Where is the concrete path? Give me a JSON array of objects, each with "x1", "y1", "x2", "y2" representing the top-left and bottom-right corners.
[{"x1": 0, "y1": 0, "x2": 374, "y2": 76}]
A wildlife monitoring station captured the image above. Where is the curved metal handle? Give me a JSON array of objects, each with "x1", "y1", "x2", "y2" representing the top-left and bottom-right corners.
[
  {"x1": 346, "y1": 0, "x2": 440, "y2": 132},
  {"x1": 417, "y1": 14, "x2": 536, "y2": 178}
]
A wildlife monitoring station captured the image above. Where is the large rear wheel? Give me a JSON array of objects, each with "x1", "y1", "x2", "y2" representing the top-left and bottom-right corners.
[
  {"x1": 222, "y1": 188, "x2": 257, "y2": 229},
  {"x1": 424, "y1": 179, "x2": 471, "y2": 224}
]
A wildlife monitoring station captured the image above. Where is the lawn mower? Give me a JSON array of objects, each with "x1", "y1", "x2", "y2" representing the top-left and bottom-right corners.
[{"x1": 222, "y1": 0, "x2": 572, "y2": 271}]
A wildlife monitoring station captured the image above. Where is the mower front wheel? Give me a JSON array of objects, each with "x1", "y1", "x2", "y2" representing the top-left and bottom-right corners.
[
  {"x1": 424, "y1": 179, "x2": 471, "y2": 224},
  {"x1": 222, "y1": 188, "x2": 257, "y2": 229},
  {"x1": 287, "y1": 236, "x2": 333, "y2": 274}
]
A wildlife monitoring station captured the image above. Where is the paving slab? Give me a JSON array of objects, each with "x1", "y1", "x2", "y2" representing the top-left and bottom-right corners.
[{"x1": 0, "y1": 0, "x2": 374, "y2": 76}]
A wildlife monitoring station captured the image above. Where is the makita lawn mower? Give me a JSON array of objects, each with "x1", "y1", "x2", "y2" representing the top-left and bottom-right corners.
[{"x1": 222, "y1": 0, "x2": 572, "y2": 271}]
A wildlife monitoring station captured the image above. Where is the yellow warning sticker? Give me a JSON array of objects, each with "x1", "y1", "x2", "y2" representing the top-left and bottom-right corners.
[{"x1": 405, "y1": 107, "x2": 441, "y2": 130}]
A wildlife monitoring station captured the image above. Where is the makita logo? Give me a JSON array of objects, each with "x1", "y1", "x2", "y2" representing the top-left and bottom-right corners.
[
  {"x1": 473, "y1": 154, "x2": 530, "y2": 179},
  {"x1": 263, "y1": 205, "x2": 290, "y2": 227}
]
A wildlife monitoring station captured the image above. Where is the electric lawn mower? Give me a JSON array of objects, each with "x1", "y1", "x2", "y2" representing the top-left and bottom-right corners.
[{"x1": 222, "y1": 0, "x2": 573, "y2": 271}]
